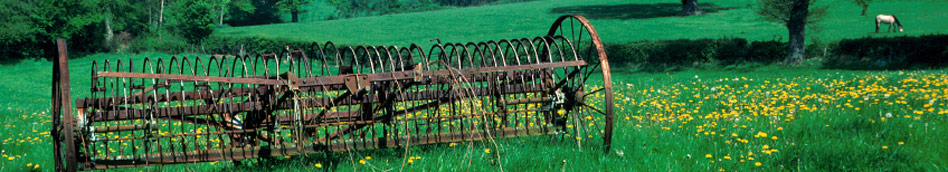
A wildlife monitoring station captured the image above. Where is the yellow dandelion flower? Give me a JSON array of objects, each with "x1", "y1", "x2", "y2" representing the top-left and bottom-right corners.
[
  {"x1": 315, "y1": 163, "x2": 322, "y2": 168},
  {"x1": 484, "y1": 148, "x2": 491, "y2": 154},
  {"x1": 724, "y1": 155, "x2": 731, "y2": 160},
  {"x1": 33, "y1": 164, "x2": 39, "y2": 169},
  {"x1": 755, "y1": 162, "x2": 762, "y2": 166},
  {"x1": 882, "y1": 145, "x2": 888, "y2": 149},
  {"x1": 898, "y1": 141, "x2": 904, "y2": 145},
  {"x1": 365, "y1": 156, "x2": 372, "y2": 160},
  {"x1": 771, "y1": 136, "x2": 778, "y2": 140},
  {"x1": 359, "y1": 159, "x2": 366, "y2": 164},
  {"x1": 705, "y1": 154, "x2": 712, "y2": 158}
]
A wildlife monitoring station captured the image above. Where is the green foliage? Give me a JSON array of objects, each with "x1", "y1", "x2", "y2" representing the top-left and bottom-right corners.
[
  {"x1": 849, "y1": 0, "x2": 871, "y2": 16},
  {"x1": 225, "y1": 0, "x2": 283, "y2": 26},
  {"x1": 755, "y1": 0, "x2": 827, "y2": 26},
  {"x1": 201, "y1": 35, "x2": 324, "y2": 55},
  {"x1": 823, "y1": 34, "x2": 948, "y2": 70},
  {"x1": 0, "y1": 0, "x2": 109, "y2": 61},
  {"x1": 434, "y1": 0, "x2": 498, "y2": 6},
  {"x1": 278, "y1": 0, "x2": 313, "y2": 13},
  {"x1": 0, "y1": 0, "x2": 43, "y2": 61},
  {"x1": 127, "y1": 35, "x2": 190, "y2": 53},
  {"x1": 328, "y1": 0, "x2": 404, "y2": 19},
  {"x1": 326, "y1": 0, "x2": 532, "y2": 19},
  {"x1": 171, "y1": 0, "x2": 218, "y2": 44},
  {"x1": 604, "y1": 38, "x2": 787, "y2": 72}
]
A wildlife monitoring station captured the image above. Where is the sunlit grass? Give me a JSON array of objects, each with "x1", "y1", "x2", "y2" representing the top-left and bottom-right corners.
[
  {"x1": 217, "y1": 0, "x2": 948, "y2": 47},
  {"x1": 1, "y1": 52, "x2": 946, "y2": 171}
]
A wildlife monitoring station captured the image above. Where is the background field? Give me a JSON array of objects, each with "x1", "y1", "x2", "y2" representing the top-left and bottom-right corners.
[
  {"x1": 217, "y1": 0, "x2": 948, "y2": 47},
  {"x1": 1, "y1": 0, "x2": 948, "y2": 171}
]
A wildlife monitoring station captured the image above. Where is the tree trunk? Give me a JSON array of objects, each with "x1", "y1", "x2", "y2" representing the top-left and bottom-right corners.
[
  {"x1": 159, "y1": 0, "x2": 165, "y2": 42},
  {"x1": 291, "y1": 10, "x2": 299, "y2": 22},
  {"x1": 681, "y1": 0, "x2": 701, "y2": 16},
  {"x1": 786, "y1": 0, "x2": 809, "y2": 64},
  {"x1": 105, "y1": 16, "x2": 114, "y2": 42},
  {"x1": 219, "y1": 5, "x2": 225, "y2": 25},
  {"x1": 860, "y1": 5, "x2": 868, "y2": 16}
]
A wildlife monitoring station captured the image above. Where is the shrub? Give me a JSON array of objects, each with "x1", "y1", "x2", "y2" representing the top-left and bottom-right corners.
[
  {"x1": 127, "y1": 36, "x2": 190, "y2": 54},
  {"x1": 823, "y1": 34, "x2": 948, "y2": 70},
  {"x1": 604, "y1": 38, "x2": 785, "y2": 72}
]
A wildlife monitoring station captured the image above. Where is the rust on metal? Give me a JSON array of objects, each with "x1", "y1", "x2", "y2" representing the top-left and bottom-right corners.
[{"x1": 51, "y1": 15, "x2": 615, "y2": 171}]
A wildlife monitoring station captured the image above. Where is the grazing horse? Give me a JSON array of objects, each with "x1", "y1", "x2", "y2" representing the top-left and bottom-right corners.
[{"x1": 875, "y1": 14, "x2": 903, "y2": 33}]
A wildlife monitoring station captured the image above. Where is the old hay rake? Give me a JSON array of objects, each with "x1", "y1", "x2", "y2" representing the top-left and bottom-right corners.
[{"x1": 50, "y1": 15, "x2": 615, "y2": 171}]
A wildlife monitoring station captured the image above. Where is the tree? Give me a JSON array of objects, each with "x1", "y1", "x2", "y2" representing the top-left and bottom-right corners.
[
  {"x1": 226, "y1": 0, "x2": 281, "y2": 26},
  {"x1": 30, "y1": 0, "x2": 109, "y2": 59},
  {"x1": 278, "y1": 0, "x2": 311, "y2": 22},
  {"x1": 100, "y1": 0, "x2": 150, "y2": 48},
  {"x1": 756, "y1": 0, "x2": 827, "y2": 64},
  {"x1": 172, "y1": 0, "x2": 217, "y2": 44},
  {"x1": 681, "y1": 0, "x2": 702, "y2": 16},
  {"x1": 850, "y1": 0, "x2": 871, "y2": 16}
]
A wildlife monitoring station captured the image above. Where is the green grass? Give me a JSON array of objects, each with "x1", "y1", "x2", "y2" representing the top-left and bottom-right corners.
[
  {"x1": 3, "y1": 0, "x2": 948, "y2": 171},
  {"x1": 1, "y1": 52, "x2": 947, "y2": 171},
  {"x1": 218, "y1": 0, "x2": 948, "y2": 47}
]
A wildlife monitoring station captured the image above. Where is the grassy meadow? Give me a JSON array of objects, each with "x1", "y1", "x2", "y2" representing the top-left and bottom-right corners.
[
  {"x1": 1, "y1": 55, "x2": 947, "y2": 171},
  {"x1": 217, "y1": 0, "x2": 948, "y2": 47},
  {"x1": 1, "y1": 0, "x2": 948, "y2": 171}
]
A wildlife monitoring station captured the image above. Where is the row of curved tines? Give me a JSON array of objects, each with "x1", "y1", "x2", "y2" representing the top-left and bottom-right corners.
[{"x1": 89, "y1": 35, "x2": 582, "y2": 81}]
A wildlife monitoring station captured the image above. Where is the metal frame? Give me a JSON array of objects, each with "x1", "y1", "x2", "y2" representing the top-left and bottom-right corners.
[{"x1": 52, "y1": 15, "x2": 614, "y2": 171}]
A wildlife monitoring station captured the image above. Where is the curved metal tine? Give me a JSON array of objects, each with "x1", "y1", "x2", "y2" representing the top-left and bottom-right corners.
[
  {"x1": 515, "y1": 38, "x2": 536, "y2": 127},
  {"x1": 499, "y1": 39, "x2": 517, "y2": 128},
  {"x1": 424, "y1": 44, "x2": 444, "y2": 143},
  {"x1": 385, "y1": 46, "x2": 399, "y2": 72},
  {"x1": 323, "y1": 42, "x2": 341, "y2": 76},
  {"x1": 458, "y1": 43, "x2": 476, "y2": 137},
  {"x1": 362, "y1": 46, "x2": 379, "y2": 74},
  {"x1": 403, "y1": 44, "x2": 425, "y2": 145},
  {"x1": 355, "y1": 46, "x2": 374, "y2": 74},
  {"x1": 471, "y1": 42, "x2": 493, "y2": 132}
]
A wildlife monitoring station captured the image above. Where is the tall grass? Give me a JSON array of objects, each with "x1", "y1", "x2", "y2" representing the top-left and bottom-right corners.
[{"x1": 0, "y1": 53, "x2": 946, "y2": 171}]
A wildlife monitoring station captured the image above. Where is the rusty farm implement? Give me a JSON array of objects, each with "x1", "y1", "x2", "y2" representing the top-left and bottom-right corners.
[{"x1": 50, "y1": 15, "x2": 615, "y2": 171}]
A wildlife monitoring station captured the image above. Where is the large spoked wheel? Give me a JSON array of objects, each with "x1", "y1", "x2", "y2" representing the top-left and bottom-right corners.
[{"x1": 547, "y1": 15, "x2": 615, "y2": 152}]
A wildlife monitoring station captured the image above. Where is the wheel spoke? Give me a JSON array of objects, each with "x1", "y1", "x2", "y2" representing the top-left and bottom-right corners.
[
  {"x1": 584, "y1": 87, "x2": 605, "y2": 97},
  {"x1": 580, "y1": 103, "x2": 608, "y2": 116}
]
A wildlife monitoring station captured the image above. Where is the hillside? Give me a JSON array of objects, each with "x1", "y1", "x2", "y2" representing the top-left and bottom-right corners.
[{"x1": 217, "y1": 0, "x2": 948, "y2": 47}]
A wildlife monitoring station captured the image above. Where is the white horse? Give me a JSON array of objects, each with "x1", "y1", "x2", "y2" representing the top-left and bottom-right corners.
[{"x1": 875, "y1": 14, "x2": 903, "y2": 33}]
